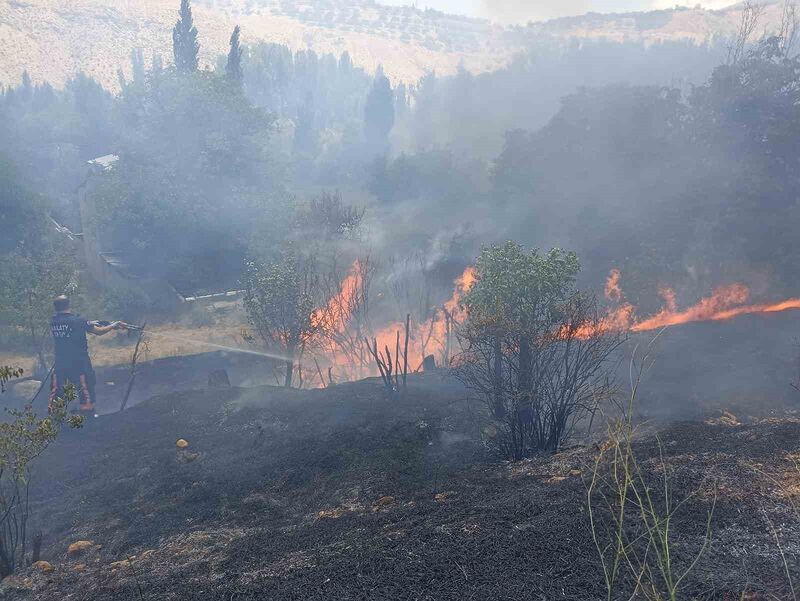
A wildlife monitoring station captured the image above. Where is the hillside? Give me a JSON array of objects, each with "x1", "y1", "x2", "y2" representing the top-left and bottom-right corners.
[
  {"x1": 0, "y1": 373, "x2": 797, "y2": 599},
  {"x1": 0, "y1": 0, "x2": 518, "y2": 89},
  {"x1": 0, "y1": 0, "x2": 791, "y2": 91},
  {"x1": 524, "y1": 2, "x2": 781, "y2": 44}
]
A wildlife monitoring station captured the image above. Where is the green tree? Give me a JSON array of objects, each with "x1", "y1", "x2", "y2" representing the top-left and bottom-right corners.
[
  {"x1": 458, "y1": 242, "x2": 619, "y2": 458},
  {"x1": 462, "y1": 242, "x2": 580, "y2": 419},
  {"x1": 0, "y1": 156, "x2": 45, "y2": 255},
  {"x1": 226, "y1": 25, "x2": 243, "y2": 87},
  {"x1": 152, "y1": 52, "x2": 164, "y2": 77},
  {"x1": 19, "y1": 72, "x2": 32, "y2": 104},
  {"x1": 242, "y1": 249, "x2": 320, "y2": 388},
  {"x1": 173, "y1": 0, "x2": 199, "y2": 74},
  {"x1": 131, "y1": 48, "x2": 146, "y2": 84},
  {"x1": 94, "y1": 70, "x2": 282, "y2": 294},
  {"x1": 0, "y1": 157, "x2": 77, "y2": 371},
  {"x1": 0, "y1": 250, "x2": 77, "y2": 373},
  {"x1": 294, "y1": 92, "x2": 317, "y2": 157},
  {"x1": 364, "y1": 65, "x2": 395, "y2": 152}
]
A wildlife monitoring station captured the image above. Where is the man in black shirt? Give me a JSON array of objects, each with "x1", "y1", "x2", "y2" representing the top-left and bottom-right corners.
[{"x1": 49, "y1": 295, "x2": 126, "y2": 415}]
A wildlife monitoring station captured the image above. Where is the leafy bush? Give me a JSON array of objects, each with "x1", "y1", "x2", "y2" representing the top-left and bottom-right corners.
[
  {"x1": 0, "y1": 367, "x2": 23, "y2": 393},
  {"x1": 242, "y1": 249, "x2": 320, "y2": 387},
  {"x1": 457, "y1": 242, "x2": 621, "y2": 459},
  {"x1": 0, "y1": 380, "x2": 82, "y2": 576}
]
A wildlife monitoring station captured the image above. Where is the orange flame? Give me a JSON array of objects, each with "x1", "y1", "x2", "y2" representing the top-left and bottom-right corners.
[
  {"x1": 370, "y1": 266, "x2": 476, "y2": 370},
  {"x1": 308, "y1": 264, "x2": 477, "y2": 385},
  {"x1": 313, "y1": 265, "x2": 800, "y2": 379},
  {"x1": 599, "y1": 270, "x2": 800, "y2": 334},
  {"x1": 310, "y1": 260, "x2": 365, "y2": 335},
  {"x1": 605, "y1": 268, "x2": 624, "y2": 303}
]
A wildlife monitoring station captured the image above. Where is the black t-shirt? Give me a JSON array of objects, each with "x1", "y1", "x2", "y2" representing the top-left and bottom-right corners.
[{"x1": 50, "y1": 313, "x2": 91, "y2": 368}]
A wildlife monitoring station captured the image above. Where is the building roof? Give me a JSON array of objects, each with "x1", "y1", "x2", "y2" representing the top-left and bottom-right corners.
[{"x1": 88, "y1": 154, "x2": 119, "y2": 171}]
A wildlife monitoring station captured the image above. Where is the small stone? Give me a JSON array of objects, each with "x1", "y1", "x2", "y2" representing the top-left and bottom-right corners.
[
  {"x1": 177, "y1": 451, "x2": 200, "y2": 464},
  {"x1": 372, "y1": 496, "x2": 396, "y2": 512},
  {"x1": 435, "y1": 491, "x2": 456, "y2": 502},
  {"x1": 176, "y1": 439, "x2": 189, "y2": 449},
  {"x1": 316, "y1": 507, "x2": 346, "y2": 520},
  {"x1": 67, "y1": 541, "x2": 94, "y2": 555},
  {"x1": 32, "y1": 560, "x2": 54, "y2": 573},
  {"x1": 109, "y1": 560, "x2": 130, "y2": 570},
  {"x1": 569, "y1": 469, "x2": 582, "y2": 477},
  {"x1": 1, "y1": 575, "x2": 31, "y2": 589},
  {"x1": 74, "y1": 564, "x2": 87, "y2": 572}
]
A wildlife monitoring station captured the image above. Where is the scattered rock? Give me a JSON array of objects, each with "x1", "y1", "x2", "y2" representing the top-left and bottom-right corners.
[
  {"x1": 138, "y1": 550, "x2": 155, "y2": 561},
  {"x1": 176, "y1": 439, "x2": 189, "y2": 449},
  {"x1": 1, "y1": 575, "x2": 32, "y2": 590},
  {"x1": 706, "y1": 411, "x2": 741, "y2": 427},
  {"x1": 422, "y1": 355, "x2": 437, "y2": 371},
  {"x1": 109, "y1": 559, "x2": 131, "y2": 571},
  {"x1": 73, "y1": 564, "x2": 87, "y2": 572},
  {"x1": 462, "y1": 522, "x2": 479, "y2": 535},
  {"x1": 177, "y1": 451, "x2": 201, "y2": 464},
  {"x1": 435, "y1": 491, "x2": 456, "y2": 502},
  {"x1": 32, "y1": 560, "x2": 54, "y2": 573},
  {"x1": 316, "y1": 507, "x2": 347, "y2": 520},
  {"x1": 67, "y1": 540, "x2": 94, "y2": 556}
]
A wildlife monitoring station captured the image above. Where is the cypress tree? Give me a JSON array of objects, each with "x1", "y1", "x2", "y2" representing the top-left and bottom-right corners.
[
  {"x1": 152, "y1": 53, "x2": 164, "y2": 76},
  {"x1": 364, "y1": 65, "x2": 395, "y2": 152},
  {"x1": 131, "y1": 48, "x2": 146, "y2": 84},
  {"x1": 20, "y1": 71, "x2": 32, "y2": 102},
  {"x1": 226, "y1": 25, "x2": 243, "y2": 87},
  {"x1": 172, "y1": 0, "x2": 199, "y2": 74}
]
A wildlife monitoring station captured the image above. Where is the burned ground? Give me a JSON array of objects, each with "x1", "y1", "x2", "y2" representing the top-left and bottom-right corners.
[{"x1": 1, "y1": 373, "x2": 798, "y2": 600}]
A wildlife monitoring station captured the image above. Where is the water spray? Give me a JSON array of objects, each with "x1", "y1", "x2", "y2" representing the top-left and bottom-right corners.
[
  {"x1": 139, "y1": 330, "x2": 290, "y2": 362},
  {"x1": 98, "y1": 321, "x2": 290, "y2": 362}
]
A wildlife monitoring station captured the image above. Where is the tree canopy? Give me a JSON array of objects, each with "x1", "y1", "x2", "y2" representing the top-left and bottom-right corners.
[{"x1": 173, "y1": 0, "x2": 200, "y2": 74}]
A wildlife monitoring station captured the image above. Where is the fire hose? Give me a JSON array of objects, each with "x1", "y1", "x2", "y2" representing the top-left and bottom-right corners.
[
  {"x1": 90, "y1": 320, "x2": 144, "y2": 332},
  {"x1": 28, "y1": 365, "x2": 55, "y2": 407}
]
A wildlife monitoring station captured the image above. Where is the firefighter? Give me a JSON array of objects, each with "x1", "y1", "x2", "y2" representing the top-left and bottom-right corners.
[{"x1": 49, "y1": 295, "x2": 127, "y2": 416}]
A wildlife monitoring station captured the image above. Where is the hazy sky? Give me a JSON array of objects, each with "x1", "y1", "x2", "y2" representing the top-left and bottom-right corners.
[{"x1": 380, "y1": 1, "x2": 738, "y2": 22}]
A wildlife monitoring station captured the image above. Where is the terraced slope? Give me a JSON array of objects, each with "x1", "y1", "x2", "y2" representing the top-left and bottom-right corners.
[{"x1": 0, "y1": 0, "x2": 790, "y2": 90}]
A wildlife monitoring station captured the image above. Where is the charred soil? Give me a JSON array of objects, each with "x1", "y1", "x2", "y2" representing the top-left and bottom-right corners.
[{"x1": 1, "y1": 374, "x2": 798, "y2": 599}]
